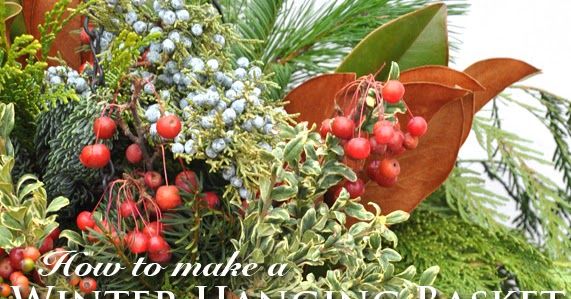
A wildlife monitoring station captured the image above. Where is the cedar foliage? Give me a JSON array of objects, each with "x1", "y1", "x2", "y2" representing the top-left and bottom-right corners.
[{"x1": 394, "y1": 209, "x2": 570, "y2": 295}]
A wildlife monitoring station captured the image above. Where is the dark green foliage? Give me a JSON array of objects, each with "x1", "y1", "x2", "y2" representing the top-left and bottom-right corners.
[
  {"x1": 35, "y1": 100, "x2": 110, "y2": 223},
  {"x1": 221, "y1": 0, "x2": 469, "y2": 96},
  {"x1": 393, "y1": 209, "x2": 570, "y2": 296}
]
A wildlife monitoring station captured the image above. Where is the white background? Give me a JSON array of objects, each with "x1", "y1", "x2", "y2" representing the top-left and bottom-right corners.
[{"x1": 452, "y1": 1, "x2": 571, "y2": 218}]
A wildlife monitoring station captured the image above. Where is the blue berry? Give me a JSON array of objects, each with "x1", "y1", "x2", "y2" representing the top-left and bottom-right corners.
[
  {"x1": 207, "y1": 59, "x2": 219, "y2": 71},
  {"x1": 184, "y1": 140, "x2": 195, "y2": 154},
  {"x1": 181, "y1": 37, "x2": 193, "y2": 48},
  {"x1": 176, "y1": 10, "x2": 190, "y2": 21},
  {"x1": 168, "y1": 31, "x2": 181, "y2": 43},
  {"x1": 50, "y1": 76, "x2": 62, "y2": 85},
  {"x1": 133, "y1": 21, "x2": 147, "y2": 34},
  {"x1": 231, "y1": 81, "x2": 245, "y2": 94},
  {"x1": 205, "y1": 147, "x2": 217, "y2": 158},
  {"x1": 213, "y1": 34, "x2": 225, "y2": 46},
  {"x1": 234, "y1": 68, "x2": 247, "y2": 80},
  {"x1": 171, "y1": 0, "x2": 184, "y2": 9},
  {"x1": 190, "y1": 58, "x2": 205, "y2": 72},
  {"x1": 165, "y1": 61, "x2": 178, "y2": 74},
  {"x1": 212, "y1": 138, "x2": 227, "y2": 152},
  {"x1": 179, "y1": 99, "x2": 189, "y2": 109},
  {"x1": 191, "y1": 24, "x2": 203, "y2": 36},
  {"x1": 249, "y1": 67, "x2": 263, "y2": 79},
  {"x1": 162, "y1": 39, "x2": 176, "y2": 54},
  {"x1": 160, "y1": 90, "x2": 171, "y2": 100},
  {"x1": 239, "y1": 188, "x2": 251, "y2": 199},
  {"x1": 252, "y1": 116, "x2": 264, "y2": 129},
  {"x1": 231, "y1": 99, "x2": 246, "y2": 114},
  {"x1": 149, "y1": 26, "x2": 163, "y2": 35},
  {"x1": 237, "y1": 57, "x2": 249, "y2": 68},
  {"x1": 132, "y1": 0, "x2": 145, "y2": 6},
  {"x1": 230, "y1": 177, "x2": 243, "y2": 188},
  {"x1": 172, "y1": 143, "x2": 184, "y2": 154},
  {"x1": 150, "y1": 43, "x2": 162, "y2": 53},
  {"x1": 145, "y1": 104, "x2": 161, "y2": 122},
  {"x1": 263, "y1": 123, "x2": 274, "y2": 134},
  {"x1": 200, "y1": 116, "x2": 214, "y2": 128},
  {"x1": 241, "y1": 120, "x2": 253, "y2": 132},
  {"x1": 144, "y1": 83, "x2": 155, "y2": 94},
  {"x1": 125, "y1": 11, "x2": 138, "y2": 25},
  {"x1": 161, "y1": 10, "x2": 177, "y2": 26},
  {"x1": 222, "y1": 166, "x2": 235, "y2": 180},
  {"x1": 150, "y1": 123, "x2": 158, "y2": 136},
  {"x1": 222, "y1": 108, "x2": 237, "y2": 125},
  {"x1": 225, "y1": 89, "x2": 238, "y2": 100}
]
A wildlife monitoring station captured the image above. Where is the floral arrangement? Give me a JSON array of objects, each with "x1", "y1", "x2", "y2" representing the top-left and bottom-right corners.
[{"x1": 0, "y1": 0, "x2": 569, "y2": 298}]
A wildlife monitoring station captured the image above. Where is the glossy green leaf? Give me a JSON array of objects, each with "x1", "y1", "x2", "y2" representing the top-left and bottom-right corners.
[
  {"x1": 336, "y1": 3, "x2": 449, "y2": 79},
  {"x1": 46, "y1": 196, "x2": 69, "y2": 213}
]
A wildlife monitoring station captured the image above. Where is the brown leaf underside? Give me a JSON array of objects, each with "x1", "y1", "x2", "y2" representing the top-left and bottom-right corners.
[
  {"x1": 464, "y1": 58, "x2": 540, "y2": 112},
  {"x1": 362, "y1": 98, "x2": 465, "y2": 214},
  {"x1": 285, "y1": 73, "x2": 356, "y2": 127},
  {"x1": 22, "y1": 0, "x2": 83, "y2": 69}
]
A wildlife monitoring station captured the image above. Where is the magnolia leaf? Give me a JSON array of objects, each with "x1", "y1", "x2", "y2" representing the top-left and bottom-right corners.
[
  {"x1": 22, "y1": 0, "x2": 83, "y2": 69},
  {"x1": 397, "y1": 82, "x2": 469, "y2": 124},
  {"x1": 285, "y1": 73, "x2": 356, "y2": 127},
  {"x1": 362, "y1": 99, "x2": 465, "y2": 214},
  {"x1": 464, "y1": 58, "x2": 540, "y2": 112},
  {"x1": 461, "y1": 94, "x2": 476, "y2": 144},
  {"x1": 46, "y1": 196, "x2": 69, "y2": 213},
  {"x1": 337, "y1": 3, "x2": 449, "y2": 79},
  {"x1": 400, "y1": 65, "x2": 485, "y2": 92}
]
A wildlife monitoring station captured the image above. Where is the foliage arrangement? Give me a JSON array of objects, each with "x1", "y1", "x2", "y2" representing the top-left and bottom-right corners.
[{"x1": 0, "y1": 0, "x2": 569, "y2": 298}]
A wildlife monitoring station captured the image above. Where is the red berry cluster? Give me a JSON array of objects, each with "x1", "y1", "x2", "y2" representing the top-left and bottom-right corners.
[
  {"x1": 320, "y1": 78, "x2": 428, "y2": 198},
  {"x1": 75, "y1": 168, "x2": 220, "y2": 263},
  {"x1": 0, "y1": 242, "x2": 54, "y2": 298}
]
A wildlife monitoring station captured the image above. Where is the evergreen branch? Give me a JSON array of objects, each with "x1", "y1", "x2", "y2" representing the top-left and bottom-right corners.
[{"x1": 471, "y1": 115, "x2": 571, "y2": 259}]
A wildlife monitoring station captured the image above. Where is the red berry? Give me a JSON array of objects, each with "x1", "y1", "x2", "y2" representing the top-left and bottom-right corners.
[
  {"x1": 382, "y1": 80, "x2": 405, "y2": 104},
  {"x1": 70, "y1": 275, "x2": 81, "y2": 287},
  {"x1": 156, "y1": 115, "x2": 182, "y2": 139},
  {"x1": 331, "y1": 116, "x2": 355, "y2": 139},
  {"x1": 175, "y1": 171, "x2": 199, "y2": 193},
  {"x1": 344, "y1": 138, "x2": 371, "y2": 160},
  {"x1": 374, "y1": 124, "x2": 395, "y2": 144},
  {"x1": 93, "y1": 116, "x2": 116, "y2": 139},
  {"x1": 9, "y1": 271, "x2": 23, "y2": 284},
  {"x1": 12, "y1": 275, "x2": 30, "y2": 296},
  {"x1": 119, "y1": 199, "x2": 138, "y2": 218},
  {"x1": 38, "y1": 237, "x2": 54, "y2": 254},
  {"x1": 367, "y1": 160, "x2": 381, "y2": 180},
  {"x1": 403, "y1": 133, "x2": 419, "y2": 150},
  {"x1": 9, "y1": 248, "x2": 24, "y2": 271},
  {"x1": 76, "y1": 211, "x2": 96, "y2": 231},
  {"x1": 144, "y1": 171, "x2": 163, "y2": 189},
  {"x1": 407, "y1": 116, "x2": 428, "y2": 137},
  {"x1": 375, "y1": 175, "x2": 398, "y2": 187},
  {"x1": 143, "y1": 221, "x2": 163, "y2": 237},
  {"x1": 47, "y1": 228, "x2": 61, "y2": 240},
  {"x1": 199, "y1": 192, "x2": 220, "y2": 209},
  {"x1": 0, "y1": 258, "x2": 13, "y2": 280},
  {"x1": 125, "y1": 144, "x2": 143, "y2": 164},
  {"x1": 156, "y1": 186, "x2": 182, "y2": 211},
  {"x1": 22, "y1": 247, "x2": 40, "y2": 262},
  {"x1": 148, "y1": 235, "x2": 169, "y2": 253},
  {"x1": 79, "y1": 29, "x2": 91, "y2": 44},
  {"x1": 369, "y1": 137, "x2": 387, "y2": 155},
  {"x1": 79, "y1": 144, "x2": 111, "y2": 169},
  {"x1": 21, "y1": 258, "x2": 35, "y2": 273},
  {"x1": 379, "y1": 159, "x2": 401, "y2": 179},
  {"x1": 79, "y1": 277, "x2": 97, "y2": 294},
  {"x1": 148, "y1": 248, "x2": 172, "y2": 264},
  {"x1": 319, "y1": 119, "x2": 332, "y2": 138},
  {"x1": 387, "y1": 130, "x2": 405, "y2": 153},
  {"x1": 0, "y1": 283, "x2": 10, "y2": 297},
  {"x1": 343, "y1": 179, "x2": 365, "y2": 199},
  {"x1": 125, "y1": 231, "x2": 148, "y2": 254}
]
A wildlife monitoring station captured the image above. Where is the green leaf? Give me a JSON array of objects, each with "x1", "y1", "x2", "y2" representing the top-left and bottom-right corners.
[
  {"x1": 60, "y1": 229, "x2": 85, "y2": 247},
  {"x1": 385, "y1": 210, "x2": 410, "y2": 225},
  {"x1": 46, "y1": 196, "x2": 69, "y2": 213},
  {"x1": 0, "y1": 227, "x2": 13, "y2": 248},
  {"x1": 283, "y1": 133, "x2": 307, "y2": 164},
  {"x1": 345, "y1": 202, "x2": 374, "y2": 221},
  {"x1": 336, "y1": 3, "x2": 449, "y2": 79},
  {"x1": 419, "y1": 266, "x2": 440, "y2": 286}
]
